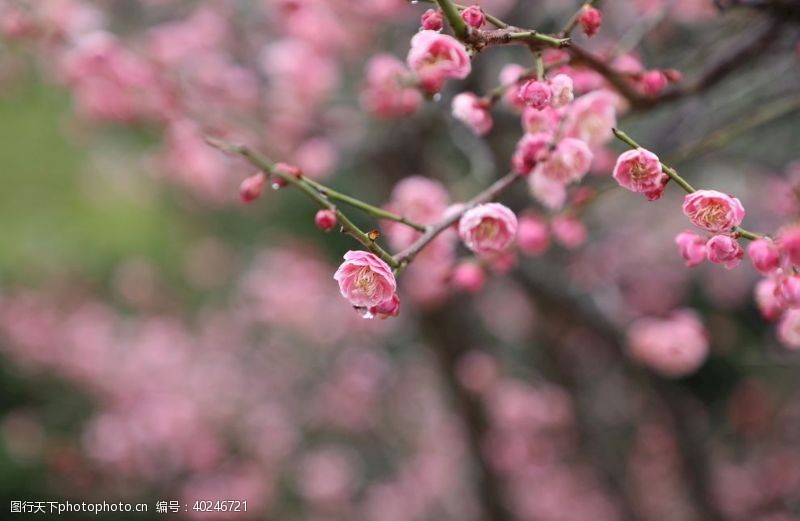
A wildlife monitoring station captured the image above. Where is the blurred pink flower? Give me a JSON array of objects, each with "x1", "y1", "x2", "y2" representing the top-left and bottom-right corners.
[{"x1": 458, "y1": 203, "x2": 518, "y2": 255}]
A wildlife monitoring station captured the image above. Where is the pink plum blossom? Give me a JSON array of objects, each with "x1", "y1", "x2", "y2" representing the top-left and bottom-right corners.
[
  {"x1": 748, "y1": 239, "x2": 781, "y2": 274},
  {"x1": 538, "y1": 138, "x2": 593, "y2": 184},
  {"x1": 521, "y1": 105, "x2": 560, "y2": 134},
  {"x1": 549, "y1": 74, "x2": 574, "y2": 108},
  {"x1": 516, "y1": 215, "x2": 550, "y2": 255},
  {"x1": 627, "y1": 311, "x2": 709, "y2": 377},
  {"x1": 612, "y1": 148, "x2": 668, "y2": 200},
  {"x1": 420, "y1": 9, "x2": 443, "y2": 31},
  {"x1": 406, "y1": 31, "x2": 471, "y2": 94},
  {"x1": 239, "y1": 173, "x2": 266, "y2": 203},
  {"x1": 361, "y1": 54, "x2": 422, "y2": 118},
  {"x1": 451, "y1": 92, "x2": 493, "y2": 136},
  {"x1": 579, "y1": 6, "x2": 603, "y2": 37},
  {"x1": 333, "y1": 251, "x2": 397, "y2": 310},
  {"x1": 460, "y1": 5, "x2": 485, "y2": 28},
  {"x1": 706, "y1": 235, "x2": 744, "y2": 269},
  {"x1": 451, "y1": 263, "x2": 486, "y2": 293},
  {"x1": 512, "y1": 132, "x2": 552, "y2": 176},
  {"x1": 551, "y1": 216, "x2": 587, "y2": 249},
  {"x1": 675, "y1": 231, "x2": 706, "y2": 267},
  {"x1": 518, "y1": 80, "x2": 551, "y2": 110},
  {"x1": 682, "y1": 190, "x2": 746, "y2": 233},
  {"x1": 564, "y1": 90, "x2": 617, "y2": 148},
  {"x1": 777, "y1": 225, "x2": 800, "y2": 266},
  {"x1": 755, "y1": 278, "x2": 782, "y2": 321},
  {"x1": 314, "y1": 209, "x2": 337, "y2": 231},
  {"x1": 642, "y1": 70, "x2": 668, "y2": 96},
  {"x1": 458, "y1": 203, "x2": 518, "y2": 255},
  {"x1": 778, "y1": 309, "x2": 800, "y2": 349}
]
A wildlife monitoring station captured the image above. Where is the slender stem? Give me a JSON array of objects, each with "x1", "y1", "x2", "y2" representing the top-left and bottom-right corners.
[
  {"x1": 611, "y1": 128, "x2": 763, "y2": 241},
  {"x1": 561, "y1": 0, "x2": 600, "y2": 37},
  {"x1": 535, "y1": 52, "x2": 545, "y2": 80},
  {"x1": 206, "y1": 137, "x2": 400, "y2": 268},
  {"x1": 395, "y1": 172, "x2": 521, "y2": 265},
  {"x1": 435, "y1": 0, "x2": 469, "y2": 39},
  {"x1": 303, "y1": 177, "x2": 426, "y2": 232},
  {"x1": 507, "y1": 30, "x2": 571, "y2": 48}
]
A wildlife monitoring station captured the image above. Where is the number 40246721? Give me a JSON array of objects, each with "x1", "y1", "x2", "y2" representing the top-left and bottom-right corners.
[{"x1": 193, "y1": 501, "x2": 247, "y2": 512}]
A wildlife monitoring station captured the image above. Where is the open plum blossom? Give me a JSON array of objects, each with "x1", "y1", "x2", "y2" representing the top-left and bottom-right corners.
[
  {"x1": 458, "y1": 203, "x2": 518, "y2": 255},
  {"x1": 627, "y1": 310, "x2": 709, "y2": 377},
  {"x1": 361, "y1": 54, "x2": 422, "y2": 118},
  {"x1": 512, "y1": 132, "x2": 551, "y2": 176},
  {"x1": 451, "y1": 92, "x2": 492, "y2": 136},
  {"x1": 706, "y1": 235, "x2": 744, "y2": 269},
  {"x1": 333, "y1": 251, "x2": 397, "y2": 313},
  {"x1": 612, "y1": 148, "x2": 668, "y2": 200},
  {"x1": 406, "y1": 31, "x2": 471, "y2": 94},
  {"x1": 538, "y1": 138, "x2": 593, "y2": 184},
  {"x1": 548, "y1": 74, "x2": 574, "y2": 109},
  {"x1": 682, "y1": 190, "x2": 745, "y2": 233}
]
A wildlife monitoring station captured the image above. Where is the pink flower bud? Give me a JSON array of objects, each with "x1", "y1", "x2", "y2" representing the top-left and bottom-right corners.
[
  {"x1": 274, "y1": 162, "x2": 302, "y2": 178},
  {"x1": 777, "y1": 224, "x2": 800, "y2": 266},
  {"x1": 776, "y1": 274, "x2": 800, "y2": 308},
  {"x1": 706, "y1": 235, "x2": 744, "y2": 269},
  {"x1": 460, "y1": 5, "x2": 486, "y2": 28},
  {"x1": 240, "y1": 172, "x2": 266, "y2": 203},
  {"x1": 458, "y1": 203, "x2": 518, "y2": 255},
  {"x1": 451, "y1": 262, "x2": 486, "y2": 292},
  {"x1": 548, "y1": 74, "x2": 574, "y2": 108},
  {"x1": 579, "y1": 6, "x2": 602, "y2": 38},
  {"x1": 551, "y1": 216, "x2": 587, "y2": 249},
  {"x1": 512, "y1": 132, "x2": 552, "y2": 176},
  {"x1": 420, "y1": 8, "x2": 444, "y2": 31},
  {"x1": 612, "y1": 148, "x2": 668, "y2": 201},
  {"x1": 314, "y1": 209, "x2": 337, "y2": 231},
  {"x1": 778, "y1": 309, "x2": 800, "y2": 349},
  {"x1": 642, "y1": 70, "x2": 668, "y2": 96},
  {"x1": 675, "y1": 231, "x2": 707, "y2": 267},
  {"x1": 452, "y1": 92, "x2": 493, "y2": 136},
  {"x1": 518, "y1": 80, "x2": 552, "y2": 110},
  {"x1": 407, "y1": 31, "x2": 471, "y2": 94},
  {"x1": 747, "y1": 239, "x2": 780, "y2": 274},
  {"x1": 755, "y1": 277, "x2": 781, "y2": 321},
  {"x1": 663, "y1": 69, "x2": 683, "y2": 83},
  {"x1": 682, "y1": 190, "x2": 746, "y2": 233},
  {"x1": 516, "y1": 215, "x2": 550, "y2": 255},
  {"x1": 333, "y1": 250, "x2": 397, "y2": 309},
  {"x1": 367, "y1": 293, "x2": 401, "y2": 320}
]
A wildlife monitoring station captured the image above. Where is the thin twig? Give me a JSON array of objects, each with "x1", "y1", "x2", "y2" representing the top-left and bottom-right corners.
[
  {"x1": 302, "y1": 177, "x2": 426, "y2": 232},
  {"x1": 394, "y1": 172, "x2": 521, "y2": 265},
  {"x1": 206, "y1": 137, "x2": 400, "y2": 268}
]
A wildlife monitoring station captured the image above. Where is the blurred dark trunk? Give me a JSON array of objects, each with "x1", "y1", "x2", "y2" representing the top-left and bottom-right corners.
[{"x1": 420, "y1": 302, "x2": 512, "y2": 521}]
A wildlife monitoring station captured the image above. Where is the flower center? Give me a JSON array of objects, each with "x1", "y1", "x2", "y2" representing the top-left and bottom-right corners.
[
  {"x1": 477, "y1": 219, "x2": 500, "y2": 240},
  {"x1": 355, "y1": 267, "x2": 377, "y2": 297},
  {"x1": 695, "y1": 202, "x2": 726, "y2": 228}
]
